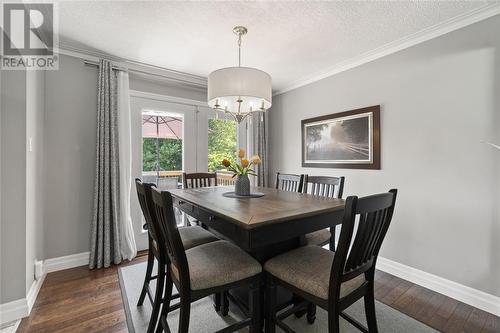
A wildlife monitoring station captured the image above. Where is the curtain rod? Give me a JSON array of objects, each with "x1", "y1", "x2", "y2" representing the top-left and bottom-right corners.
[
  {"x1": 84, "y1": 60, "x2": 128, "y2": 72},
  {"x1": 83, "y1": 59, "x2": 207, "y2": 88}
]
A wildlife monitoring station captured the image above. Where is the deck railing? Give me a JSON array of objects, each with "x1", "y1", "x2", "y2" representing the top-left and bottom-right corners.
[
  {"x1": 141, "y1": 170, "x2": 236, "y2": 187},
  {"x1": 216, "y1": 172, "x2": 236, "y2": 186}
]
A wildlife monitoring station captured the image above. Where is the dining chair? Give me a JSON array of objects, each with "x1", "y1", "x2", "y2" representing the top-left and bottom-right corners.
[
  {"x1": 151, "y1": 188, "x2": 263, "y2": 333},
  {"x1": 182, "y1": 172, "x2": 218, "y2": 227},
  {"x1": 303, "y1": 175, "x2": 345, "y2": 251},
  {"x1": 135, "y1": 179, "x2": 219, "y2": 333},
  {"x1": 183, "y1": 172, "x2": 217, "y2": 189},
  {"x1": 275, "y1": 172, "x2": 305, "y2": 192},
  {"x1": 265, "y1": 189, "x2": 398, "y2": 333}
]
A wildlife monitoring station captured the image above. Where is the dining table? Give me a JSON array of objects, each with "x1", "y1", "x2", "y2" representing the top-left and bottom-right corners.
[{"x1": 167, "y1": 185, "x2": 346, "y2": 318}]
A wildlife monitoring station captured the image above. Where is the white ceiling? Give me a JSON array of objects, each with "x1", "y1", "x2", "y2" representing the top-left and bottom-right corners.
[{"x1": 57, "y1": 1, "x2": 499, "y2": 92}]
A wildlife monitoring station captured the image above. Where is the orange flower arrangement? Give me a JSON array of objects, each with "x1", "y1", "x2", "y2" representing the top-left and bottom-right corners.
[{"x1": 221, "y1": 148, "x2": 261, "y2": 177}]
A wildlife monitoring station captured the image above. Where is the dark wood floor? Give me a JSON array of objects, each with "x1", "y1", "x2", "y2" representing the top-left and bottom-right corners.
[{"x1": 18, "y1": 254, "x2": 499, "y2": 333}]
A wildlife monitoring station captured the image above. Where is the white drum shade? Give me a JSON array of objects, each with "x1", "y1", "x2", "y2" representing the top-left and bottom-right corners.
[{"x1": 208, "y1": 67, "x2": 272, "y2": 114}]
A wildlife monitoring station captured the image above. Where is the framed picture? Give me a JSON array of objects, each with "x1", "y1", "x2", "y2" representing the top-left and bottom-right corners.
[{"x1": 301, "y1": 105, "x2": 380, "y2": 169}]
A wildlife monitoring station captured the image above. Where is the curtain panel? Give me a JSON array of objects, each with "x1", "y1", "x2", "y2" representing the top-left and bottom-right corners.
[
  {"x1": 90, "y1": 60, "x2": 136, "y2": 268},
  {"x1": 251, "y1": 112, "x2": 268, "y2": 187},
  {"x1": 117, "y1": 71, "x2": 137, "y2": 261}
]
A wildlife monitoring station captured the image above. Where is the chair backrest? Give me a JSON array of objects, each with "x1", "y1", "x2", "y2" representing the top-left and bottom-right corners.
[
  {"x1": 329, "y1": 189, "x2": 398, "y2": 299},
  {"x1": 275, "y1": 172, "x2": 305, "y2": 193},
  {"x1": 183, "y1": 172, "x2": 217, "y2": 189},
  {"x1": 135, "y1": 179, "x2": 163, "y2": 252},
  {"x1": 150, "y1": 188, "x2": 190, "y2": 289},
  {"x1": 303, "y1": 175, "x2": 345, "y2": 199}
]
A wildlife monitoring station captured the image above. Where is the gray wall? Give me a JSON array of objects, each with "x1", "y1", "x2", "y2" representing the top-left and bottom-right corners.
[
  {"x1": 1, "y1": 71, "x2": 27, "y2": 303},
  {"x1": 43, "y1": 54, "x2": 208, "y2": 259},
  {"x1": 26, "y1": 70, "x2": 46, "y2": 292},
  {"x1": 269, "y1": 16, "x2": 500, "y2": 296},
  {"x1": 44, "y1": 55, "x2": 98, "y2": 258}
]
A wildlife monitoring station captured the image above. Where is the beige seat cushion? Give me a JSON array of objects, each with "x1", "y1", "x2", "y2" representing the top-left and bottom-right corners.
[
  {"x1": 172, "y1": 240, "x2": 261, "y2": 290},
  {"x1": 305, "y1": 229, "x2": 331, "y2": 246},
  {"x1": 179, "y1": 226, "x2": 218, "y2": 250},
  {"x1": 264, "y1": 245, "x2": 365, "y2": 300}
]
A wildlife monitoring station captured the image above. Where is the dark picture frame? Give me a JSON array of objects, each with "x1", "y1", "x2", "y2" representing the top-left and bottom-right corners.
[{"x1": 301, "y1": 105, "x2": 380, "y2": 169}]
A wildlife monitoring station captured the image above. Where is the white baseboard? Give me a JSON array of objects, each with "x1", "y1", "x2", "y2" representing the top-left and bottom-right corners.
[
  {"x1": 0, "y1": 299, "x2": 28, "y2": 327},
  {"x1": 0, "y1": 252, "x2": 89, "y2": 327},
  {"x1": 0, "y1": 319, "x2": 21, "y2": 333},
  {"x1": 0, "y1": 272, "x2": 46, "y2": 326},
  {"x1": 44, "y1": 252, "x2": 89, "y2": 273},
  {"x1": 26, "y1": 271, "x2": 46, "y2": 312},
  {"x1": 377, "y1": 257, "x2": 500, "y2": 316}
]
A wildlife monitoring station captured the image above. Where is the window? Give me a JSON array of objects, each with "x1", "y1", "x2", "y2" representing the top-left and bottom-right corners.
[
  {"x1": 142, "y1": 111, "x2": 183, "y2": 189},
  {"x1": 208, "y1": 118, "x2": 238, "y2": 172}
]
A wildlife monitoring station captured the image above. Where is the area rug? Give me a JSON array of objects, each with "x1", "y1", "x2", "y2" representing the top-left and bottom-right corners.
[{"x1": 118, "y1": 262, "x2": 437, "y2": 333}]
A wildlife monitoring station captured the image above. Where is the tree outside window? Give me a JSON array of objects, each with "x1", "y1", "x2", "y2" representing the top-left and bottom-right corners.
[{"x1": 208, "y1": 119, "x2": 238, "y2": 172}]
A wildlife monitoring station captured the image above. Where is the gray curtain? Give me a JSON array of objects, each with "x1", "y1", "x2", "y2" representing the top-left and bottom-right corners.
[
  {"x1": 89, "y1": 59, "x2": 122, "y2": 269},
  {"x1": 252, "y1": 112, "x2": 268, "y2": 186}
]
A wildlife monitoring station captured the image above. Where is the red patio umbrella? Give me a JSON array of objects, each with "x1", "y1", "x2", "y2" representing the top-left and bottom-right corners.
[{"x1": 142, "y1": 114, "x2": 183, "y2": 179}]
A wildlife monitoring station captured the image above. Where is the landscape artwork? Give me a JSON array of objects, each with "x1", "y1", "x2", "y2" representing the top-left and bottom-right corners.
[{"x1": 301, "y1": 106, "x2": 380, "y2": 169}]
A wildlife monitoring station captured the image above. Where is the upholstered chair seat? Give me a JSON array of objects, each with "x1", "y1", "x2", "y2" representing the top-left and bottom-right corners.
[
  {"x1": 304, "y1": 229, "x2": 332, "y2": 247},
  {"x1": 179, "y1": 226, "x2": 218, "y2": 250},
  {"x1": 152, "y1": 226, "x2": 217, "y2": 253},
  {"x1": 172, "y1": 240, "x2": 262, "y2": 290},
  {"x1": 264, "y1": 245, "x2": 365, "y2": 300}
]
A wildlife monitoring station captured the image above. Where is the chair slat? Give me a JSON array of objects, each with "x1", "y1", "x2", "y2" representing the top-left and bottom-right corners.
[
  {"x1": 345, "y1": 213, "x2": 368, "y2": 271},
  {"x1": 182, "y1": 172, "x2": 217, "y2": 189},
  {"x1": 275, "y1": 172, "x2": 304, "y2": 193},
  {"x1": 303, "y1": 175, "x2": 345, "y2": 199}
]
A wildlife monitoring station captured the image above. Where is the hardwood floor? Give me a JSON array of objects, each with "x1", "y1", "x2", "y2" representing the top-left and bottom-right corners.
[{"x1": 17, "y1": 256, "x2": 499, "y2": 333}]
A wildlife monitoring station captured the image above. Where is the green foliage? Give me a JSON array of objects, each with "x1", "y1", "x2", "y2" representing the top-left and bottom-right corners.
[
  {"x1": 142, "y1": 119, "x2": 237, "y2": 173},
  {"x1": 225, "y1": 161, "x2": 258, "y2": 177},
  {"x1": 208, "y1": 119, "x2": 237, "y2": 172},
  {"x1": 143, "y1": 138, "x2": 182, "y2": 171}
]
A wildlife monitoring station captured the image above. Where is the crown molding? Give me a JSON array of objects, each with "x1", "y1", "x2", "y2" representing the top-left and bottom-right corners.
[
  {"x1": 275, "y1": 3, "x2": 500, "y2": 95},
  {"x1": 57, "y1": 42, "x2": 208, "y2": 90},
  {"x1": 130, "y1": 89, "x2": 210, "y2": 110}
]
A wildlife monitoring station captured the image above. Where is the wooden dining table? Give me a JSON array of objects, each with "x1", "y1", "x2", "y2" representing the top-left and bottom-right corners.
[
  {"x1": 169, "y1": 185, "x2": 345, "y2": 262},
  {"x1": 168, "y1": 185, "x2": 346, "y2": 318}
]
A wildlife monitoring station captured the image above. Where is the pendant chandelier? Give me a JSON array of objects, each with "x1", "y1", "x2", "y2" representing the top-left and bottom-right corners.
[{"x1": 208, "y1": 26, "x2": 272, "y2": 123}]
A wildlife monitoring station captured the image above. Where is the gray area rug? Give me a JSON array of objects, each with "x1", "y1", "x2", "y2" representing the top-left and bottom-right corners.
[{"x1": 119, "y1": 262, "x2": 437, "y2": 333}]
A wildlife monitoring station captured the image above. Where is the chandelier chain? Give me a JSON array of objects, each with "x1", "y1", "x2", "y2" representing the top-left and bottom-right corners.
[{"x1": 237, "y1": 33, "x2": 242, "y2": 67}]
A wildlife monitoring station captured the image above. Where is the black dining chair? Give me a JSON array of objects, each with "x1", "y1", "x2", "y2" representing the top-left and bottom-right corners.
[
  {"x1": 151, "y1": 188, "x2": 263, "y2": 333},
  {"x1": 265, "y1": 189, "x2": 398, "y2": 333},
  {"x1": 275, "y1": 172, "x2": 305, "y2": 192},
  {"x1": 303, "y1": 175, "x2": 345, "y2": 251},
  {"x1": 182, "y1": 172, "x2": 218, "y2": 227},
  {"x1": 183, "y1": 172, "x2": 218, "y2": 189},
  {"x1": 135, "y1": 179, "x2": 219, "y2": 333}
]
